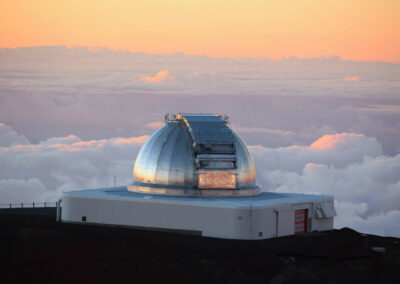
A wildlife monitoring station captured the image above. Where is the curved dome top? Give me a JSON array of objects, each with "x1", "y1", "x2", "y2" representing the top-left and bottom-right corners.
[{"x1": 128, "y1": 114, "x2": 260, "y2": 197}]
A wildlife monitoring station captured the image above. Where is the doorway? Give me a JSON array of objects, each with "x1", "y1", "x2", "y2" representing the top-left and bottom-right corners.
[{"x1": 294, "y1": 209, "x2": 308, "y2": 234}]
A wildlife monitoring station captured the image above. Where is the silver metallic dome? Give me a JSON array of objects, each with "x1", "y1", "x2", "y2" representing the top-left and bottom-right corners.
[{"x1": 128, "y1": 113, "x2": 260, "y2": 197}]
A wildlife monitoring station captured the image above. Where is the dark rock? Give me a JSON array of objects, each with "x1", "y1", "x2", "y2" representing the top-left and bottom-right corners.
[{"x1": 1, "y1": 208, "x2": 400, "y2": 283}]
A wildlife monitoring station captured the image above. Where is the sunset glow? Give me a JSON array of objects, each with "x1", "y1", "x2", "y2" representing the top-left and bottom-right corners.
[
  {"x1": 140, "y1": 70, "x2": 171, "y2": 83},
  {"x1": 1, "y1": 0, "x2": 399, "y2": 62},
  {"x1": 310, "y1": 133, "x2": 359, "y2": 150}
]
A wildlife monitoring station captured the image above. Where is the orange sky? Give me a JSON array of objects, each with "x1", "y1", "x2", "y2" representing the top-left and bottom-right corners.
[{"x1": 1, "y1": 0, "x2": 399, "y2": 62}]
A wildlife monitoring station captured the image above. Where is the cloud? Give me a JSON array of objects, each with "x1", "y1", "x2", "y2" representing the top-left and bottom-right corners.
[
  {"x1": 1, "y1": 47, "x2": 399, "y2": 156},
  {"x1": 41, "y1": 135, "x2": 80, "y2": 145},
  {"x1": 0, "y1": 122, "x2": 400, "y2": 236},
  {"x1": 0, "y1": 122, "x2": 30, "y2": 146},
  {"x1": 0, "y1": 123, "x2": 147, "y2": 202},
  {"x1": 251, "y1": 133, "x2": 383, "y2": 172},
  {"x1": 0, "y1": 178, "x2": 46, "y2": 204},
  {"x1": 308, "y1": 133, "x2": 378, "y2": 151},
  {"x1": 146, "y1": 121, "x2": 164, "y2": 130},
  {"x1": 251, "y1": 133, "x2": 400, "y2": 236},
  {"x1": 234, "y1": 126, "x2": 296, "y2": 137},
  {"x1": 355, "y1": 104, "x2": 400, "y2": 115},
  {"x1": 332, "y1": 76, "x2": 360, "y2": 82},
  {"x1": 343, "y1": 76, "x2": 360, "y2": 82},
  {"x1": 114, "y1": 136, "x2": 148, "y2": 144},
  {"x1": 1, "y1": 46, "x2": 400, "y2": 236},
  {"x1": 335, "y1": 201, "x2": 400, "y2": 237},
  {"x1": 1, "y1": 46, "x2": 398, "y2": 98},
  {"x1": 140, "y1": 70, "x2": 172, "y2": 83}
]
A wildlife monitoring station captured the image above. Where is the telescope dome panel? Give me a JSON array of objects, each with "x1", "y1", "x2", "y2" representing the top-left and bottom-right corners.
[
  {"x1": 128, "y1": 114, "x2": 260, "y2": 197},
  {"x1": 133, "y1": 123, "x2": 195, "y2": 186}
]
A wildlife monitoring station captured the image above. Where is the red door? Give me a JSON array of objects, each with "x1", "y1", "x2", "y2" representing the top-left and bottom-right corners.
[{"x1": 295, "y1": 209, "x2": 308, "y2": 234}]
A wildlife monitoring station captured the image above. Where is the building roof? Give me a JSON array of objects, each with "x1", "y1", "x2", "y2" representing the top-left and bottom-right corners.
[{"x1": 64, "y1": 186, "x2": 333, "y2": 208}]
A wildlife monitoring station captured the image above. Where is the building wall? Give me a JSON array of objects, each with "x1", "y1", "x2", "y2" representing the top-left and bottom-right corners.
[
  {"x1": 61, "y1": 195, "x2": 334, "y2": 240},
  {"x1": 275, "y1": 207, "x2": 295, "y2": 237},
  {"x1": 311, "y1": 200, "x2": 335, "y2": 231}
]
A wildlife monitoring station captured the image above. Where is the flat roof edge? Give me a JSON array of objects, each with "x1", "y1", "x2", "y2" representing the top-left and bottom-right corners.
[{"x1": 62, "y1": 187, "x2": 333, "y2": 209}]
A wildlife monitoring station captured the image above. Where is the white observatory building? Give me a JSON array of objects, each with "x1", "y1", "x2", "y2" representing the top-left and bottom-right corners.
[{"x1": 60, "y1": 113, "x2": 336, "y2": 240}]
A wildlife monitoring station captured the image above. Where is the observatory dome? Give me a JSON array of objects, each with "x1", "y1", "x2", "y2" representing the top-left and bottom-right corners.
[{"x1": 128, "y1": 114, "x2": 260, "y2": 197}]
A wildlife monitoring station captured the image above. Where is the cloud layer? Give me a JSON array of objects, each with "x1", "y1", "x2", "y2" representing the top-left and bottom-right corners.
[
  {"x1": 140, "y1": 70, "x2": 172, "y2": 83},
  {"x1": 1, "y1": 46, "x2": 399, "y2": 155},
  {"x1": 0, "y1": 46, "x2": 399, "y2": 237},
  {"x1": 251, "y1": 133, "x2": 400, "y2": 237},
  {"x1": 1, "y1": 122, "x2": 399, "y2": 237},
  {"x1": 0, "y1": 123, "x2": 146, "y2": 203}
]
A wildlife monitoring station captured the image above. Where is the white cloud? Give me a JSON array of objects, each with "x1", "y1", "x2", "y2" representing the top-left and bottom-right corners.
[
  {"x1": 40, "y1": 134, "x2": 81, "y2": 145},
  {"x1": 0, "y1": 46, "x2": 400, "y2": 236},
  {"x1": 0, "y1": 178, "x2": 46, "y2": 204},
  {"x1": 0, "y1": 123, "x2": 147, "y2": 202},
  {"x1": 140, "y1": 70, "x2": 172, "y2": 83},
  {"x1": 1, "y1": 46, "x2": 399, "y2": 98},
  {"x1": 146, "y1": 121, "x2": 164, "y2": 130},
  {"x1": 335, "y1": 201, "x2": 400, "y2": 237},
  {"x1": 1, "y1": 46, "x2": 399, "y2": 155},
  {"x1": 0, "y1": 122, "x2": 30, "y2": 146},
  {"x1": 0, "y1": 122, "x2": 399, "y2": 236},
  {"x1": 234, "y1": 126, "x2": 296, "y2": 137},
  {"x1": 251, "y1": 133, "x2": 400, "y2": 236},
  {"x1": 251, "y1": 133, "x2": 383, "y2": 172},
  {"x1": 332, "y1": 76, "x2": 360, "y2": 82}
]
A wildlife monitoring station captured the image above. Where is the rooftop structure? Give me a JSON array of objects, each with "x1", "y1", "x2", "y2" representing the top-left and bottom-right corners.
[
  {"x1": 128, "y1": 113, "x2": 259, "y2": 197},
  {"x1": 60, "y1": 113, "x2": 336, "y2": 240}
]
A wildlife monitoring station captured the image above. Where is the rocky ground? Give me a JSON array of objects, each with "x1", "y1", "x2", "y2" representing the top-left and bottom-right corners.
[{"x1": 1, "y1": 208, "x2": 400, "y2": 283}]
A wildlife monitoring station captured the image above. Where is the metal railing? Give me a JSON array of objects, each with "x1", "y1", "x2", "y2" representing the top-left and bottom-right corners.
[{"x1": 0, "y1": 202, "x2": 57, "y2": 209}]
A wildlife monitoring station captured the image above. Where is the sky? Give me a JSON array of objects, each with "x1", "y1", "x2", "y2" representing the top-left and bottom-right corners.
[
  {"x1": 1, "y1": 0, "x2": 400, "y2": 62},
  {"x1": 0, "y1": 1, "x2": 400, "y2": 237}
]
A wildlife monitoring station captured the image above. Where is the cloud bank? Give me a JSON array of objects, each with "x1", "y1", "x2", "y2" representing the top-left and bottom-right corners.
[
  {"x1": 0, "y1": 46, "x2": 399, "y2": 237},
  {"x1": 251, "y1": 133, "x2": 400, "y2": 237},
  {"x1": 1, "y1": 122, "x2": 399, "y2": 237},
  {"x1": 140, "y1": 70, "x2": 172, "y2": 83},
  {"x1": 0, "y1": 123, "x2": 147, "y2": 203},
  {"x1": 0, "y1": 122, "x2": 30, "y2": 146},
  {"x1": 1, "y1": 46, "x2": 399, "y2": 155}
]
